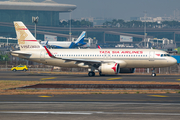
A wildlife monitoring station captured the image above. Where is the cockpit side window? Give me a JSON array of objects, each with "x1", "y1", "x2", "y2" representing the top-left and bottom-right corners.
[{"x1": 160, "y1": 54, "x2": 170, "y2": 57}]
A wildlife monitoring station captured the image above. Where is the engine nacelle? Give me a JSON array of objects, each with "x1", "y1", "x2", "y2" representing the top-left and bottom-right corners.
[
  {"x1": 99, "y1": 63, "x2": 120, "y2": 75},
  {"x1": 119, "y1": 68, "x2": 135, "y2": 73}
]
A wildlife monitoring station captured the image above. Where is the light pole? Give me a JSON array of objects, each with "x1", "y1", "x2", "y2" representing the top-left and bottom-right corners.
[
  {"x1": 7, "y1": 38, "x2": 8, "y2": 49},
  {"x1": 69, "y1": 11, "x2": 72, "y2": 41},
  {"x1": 32, "y1": 16, "x2": 39, "y2": 39},
  {"x1": 144, "y1": 11, "x2": 147, "y2": 48}
]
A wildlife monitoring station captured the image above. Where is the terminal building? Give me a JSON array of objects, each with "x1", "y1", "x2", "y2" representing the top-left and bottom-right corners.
[{"x1": 0, "y1": 0, "x2": 77, "y2": 47}]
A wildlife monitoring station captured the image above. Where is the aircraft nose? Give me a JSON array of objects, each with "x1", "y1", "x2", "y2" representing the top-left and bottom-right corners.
[{"x1": 170, "y1": 57, "x2": 177, "y2": 65}]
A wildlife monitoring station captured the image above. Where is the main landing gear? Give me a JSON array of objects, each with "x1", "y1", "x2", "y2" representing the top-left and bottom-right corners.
[
  {"x1": 151, "y1": 68, "x2": 156, "y2": 77},
  {"x1": 88, "y1": 71, "x2": 95, "y2": 77}
]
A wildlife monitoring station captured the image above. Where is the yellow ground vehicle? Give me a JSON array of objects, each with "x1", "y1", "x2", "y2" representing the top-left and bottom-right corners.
[{"x1": 11, "y1": 65, "x2": 28, "y2": 72}]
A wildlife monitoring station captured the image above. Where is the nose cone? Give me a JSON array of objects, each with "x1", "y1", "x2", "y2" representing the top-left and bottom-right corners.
[{"x1": 170, "y1": 57, "x2": 177, "y2": 65}]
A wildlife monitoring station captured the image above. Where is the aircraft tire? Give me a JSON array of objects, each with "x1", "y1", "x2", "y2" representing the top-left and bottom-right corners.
[
  {"x1": 151, "y1": 73, "x2": 156, "y2": 77},
  {"x1": 88, "y1": 71, "x2": 95, "y2": 77}
]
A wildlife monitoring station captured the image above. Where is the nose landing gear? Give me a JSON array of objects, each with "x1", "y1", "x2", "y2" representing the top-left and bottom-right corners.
[{"x1": 151, "y1": 68, "x2": 156, "y2": 77}]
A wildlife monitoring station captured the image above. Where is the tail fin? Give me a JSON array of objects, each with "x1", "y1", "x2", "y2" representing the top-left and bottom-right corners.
[
  {"x1": 14, "y1": 21, "x2": 43, "y2": 51},
  {"x1": 74, "y1": 31, "x2": 86, "y2": 44}
]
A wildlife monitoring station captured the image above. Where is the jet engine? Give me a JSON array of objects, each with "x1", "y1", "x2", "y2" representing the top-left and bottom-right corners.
[
  {"x1": 98, "y1": 63, "x2": 120, "y2": 75},
  {"x1": 119, "y1": 68, "x2": 135, "y2": 73}
]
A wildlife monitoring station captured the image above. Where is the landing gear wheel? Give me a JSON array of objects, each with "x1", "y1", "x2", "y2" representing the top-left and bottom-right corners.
[
  {"x1": 151, "y1": 73, "x2": 156, "y2": 77},
  {"x1": 151, "y1": 68, "x2": 156, "y2": 77},
  {"x1": 88, "y1": 71, "x2": 95, "y2": 77}
]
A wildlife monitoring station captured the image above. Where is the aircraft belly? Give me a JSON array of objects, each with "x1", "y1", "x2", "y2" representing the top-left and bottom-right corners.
[{"x1": 124, "y1": 59, "x2": 168, "y2": 68}]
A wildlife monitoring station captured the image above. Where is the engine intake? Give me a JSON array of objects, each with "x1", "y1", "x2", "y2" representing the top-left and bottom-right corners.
[{"x1": 99, "y1": 63, "x2": 120, "y2": 75}]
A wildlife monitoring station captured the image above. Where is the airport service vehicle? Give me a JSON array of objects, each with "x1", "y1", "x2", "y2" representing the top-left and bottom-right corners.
[
  {"x1": 11, "y1": 65, "x2": 28, "y2": 72},
  {"x1": 11, "y1": 21, "x2": 177, "y2": 77},
  {"x1": 41, "y1": 31, "x2": 86, "y2": 48}
]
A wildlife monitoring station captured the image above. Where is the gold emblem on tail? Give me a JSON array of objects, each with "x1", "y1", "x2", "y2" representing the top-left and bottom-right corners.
[{"x1": 14, "y1": 23, "x2": 28, "y2": 44}]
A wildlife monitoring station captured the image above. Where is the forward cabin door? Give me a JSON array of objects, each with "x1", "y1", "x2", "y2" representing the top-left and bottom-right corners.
[{"x1": 149, "y1": 51, "x2": 154, "y2": 61}]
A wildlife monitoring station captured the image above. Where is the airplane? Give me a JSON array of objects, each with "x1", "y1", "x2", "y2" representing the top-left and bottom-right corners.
[
  {"x1": 41, "y1": 31, "x2": 86, "y2": 48},
  {"x1": 11, "y1": 21, "x2": 177, "y2": 77}
]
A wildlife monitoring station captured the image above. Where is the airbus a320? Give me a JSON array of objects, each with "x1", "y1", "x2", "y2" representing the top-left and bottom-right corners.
[{"x1": 11, "y1": 21, "x2": 177, "y2": 77}]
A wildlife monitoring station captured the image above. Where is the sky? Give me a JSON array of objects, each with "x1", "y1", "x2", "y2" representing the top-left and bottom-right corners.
[{"x1": 2, "y1": 0, "x2": 180, "y2": 20}]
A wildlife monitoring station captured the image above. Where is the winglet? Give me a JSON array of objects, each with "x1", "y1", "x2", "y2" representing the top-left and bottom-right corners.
[{"x1": 44, "y1": 46, "x2": 56, "y2": 58}]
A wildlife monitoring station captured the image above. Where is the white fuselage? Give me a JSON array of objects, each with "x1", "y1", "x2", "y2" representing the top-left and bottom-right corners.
[{"x1": 12, "y1": 48, "x2": 177, "y2": 68}]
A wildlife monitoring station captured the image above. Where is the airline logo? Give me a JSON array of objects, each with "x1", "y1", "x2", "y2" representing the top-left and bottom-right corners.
[
  {"x1": 20, "y1": 45, "x2": 41, "y2": 49},
  {"x1": 14, "y1": 23, "x2": 28, "y2": 44},
  {"x1": 111, "y1": 63, "x2": 118, "y2": 74},
  {"x1": 156, "y1": 54, "x2": 160, "y2": 56}
]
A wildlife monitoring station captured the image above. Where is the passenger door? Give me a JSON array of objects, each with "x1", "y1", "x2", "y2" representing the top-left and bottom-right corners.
[
  {"x1": 40, "y1": 51, "x2": 45, "y2": 61},
  {"x1": 149, "y1": 51, "x2": 154, "y2": 61}
]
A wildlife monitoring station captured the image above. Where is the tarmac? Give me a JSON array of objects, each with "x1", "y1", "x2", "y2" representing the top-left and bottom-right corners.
[{"x1": 0, "y1": 71, "x2": 180, "y2": 120}]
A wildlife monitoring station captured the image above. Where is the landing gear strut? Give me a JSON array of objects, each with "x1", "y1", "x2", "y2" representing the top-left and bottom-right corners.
[
  {"x1": 99, "y1": 71, "x2": 105, "y2": 76},
  {"x1": 88, "y1": 71, "x2": 95, "y2": 77},
  {"x1": 151, "y1": 68, "x2": 156, "y2": 77}
]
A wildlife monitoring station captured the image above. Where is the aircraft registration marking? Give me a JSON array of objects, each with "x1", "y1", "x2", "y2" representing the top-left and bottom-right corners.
[
  {"x1": 107, "y1": 77, "x2": 122, "y2": 80},
  {"x1": 148, "y1": 95, "x2": 168, "y2": 97},
  {"x1": 40, "y1": 77, "x2": 57, "y2": 80}
]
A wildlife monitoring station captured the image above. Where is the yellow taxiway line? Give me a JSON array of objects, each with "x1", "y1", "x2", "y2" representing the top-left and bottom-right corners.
[
  {"x1": 38, "y1": 95, "x2": 53, "y2": 98},
  {"x1": 148, "y1": 95, "x2": 168, "y2": 97},
  {"x1": 40, "y1": 77, "x2": 57, "y2": 80},
  {"x1": 107, "y1": 77, "x2": 122, "y2": 80}
]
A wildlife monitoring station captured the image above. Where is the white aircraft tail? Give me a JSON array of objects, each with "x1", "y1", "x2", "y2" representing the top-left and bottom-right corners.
[{"x1": 14, "y1": 21, "x2": 43, "y2": 51}]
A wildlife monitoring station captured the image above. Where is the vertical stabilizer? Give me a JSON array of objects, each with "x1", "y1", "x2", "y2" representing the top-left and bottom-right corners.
[
  {"x1": 75, "y1": 31, "x2": 86, "y2": 44},
  {"x1": 14, "y1": 21, "x2": 43, "y2": 51}
]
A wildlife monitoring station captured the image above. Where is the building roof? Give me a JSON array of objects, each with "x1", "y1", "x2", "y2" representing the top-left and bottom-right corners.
[{"x1": 0, "y1": 0, "x2": 76, "y2": 12}]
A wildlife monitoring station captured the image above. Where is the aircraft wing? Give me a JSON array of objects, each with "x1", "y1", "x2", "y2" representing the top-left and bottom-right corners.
[{"x1": 44, "y1": 46, "x2": 104, "y2": 64}]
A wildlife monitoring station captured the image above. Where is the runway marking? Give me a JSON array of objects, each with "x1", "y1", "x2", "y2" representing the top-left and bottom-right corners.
[
  {"x1": 0, "y1": 111, "x2": 92, "y2": 115},
  {"x1": 40, "y1": 77, "x2": 56, "y2": 80},
  {"x1": 1, "y1": 111, "x2": 180, "y2": 116},
  {"x1": 107, "y1": 77, "x2": 122, "y2": 80},
  {"x1": 38, "y1": 95, "x2": 53, "y2": 98},
  {"x1": 148, "y1": 95, "x2": 168, "y2": 97}
]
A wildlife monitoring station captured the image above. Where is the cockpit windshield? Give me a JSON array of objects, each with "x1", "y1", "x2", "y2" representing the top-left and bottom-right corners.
[{"x1": 160, "y1": 54, "x2": 171, "y2": 57}]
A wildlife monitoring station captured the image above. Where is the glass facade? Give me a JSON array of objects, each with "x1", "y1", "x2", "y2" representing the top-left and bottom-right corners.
[{"x1": 0, "y1": 10, "x2": 59, "y2": 26}]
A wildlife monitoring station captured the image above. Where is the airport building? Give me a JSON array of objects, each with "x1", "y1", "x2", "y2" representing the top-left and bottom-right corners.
[
  {"x1": 0, "y1": 0, "x2": 77, "y2": 47},
  {"x1": 0, "y1": 0, "x2": 179, "y2": 50}
]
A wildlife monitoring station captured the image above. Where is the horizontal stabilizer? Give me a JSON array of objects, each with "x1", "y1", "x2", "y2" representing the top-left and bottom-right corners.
[{"x1": 11, "y1": 51, "x2": 32, "y2": 56}]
